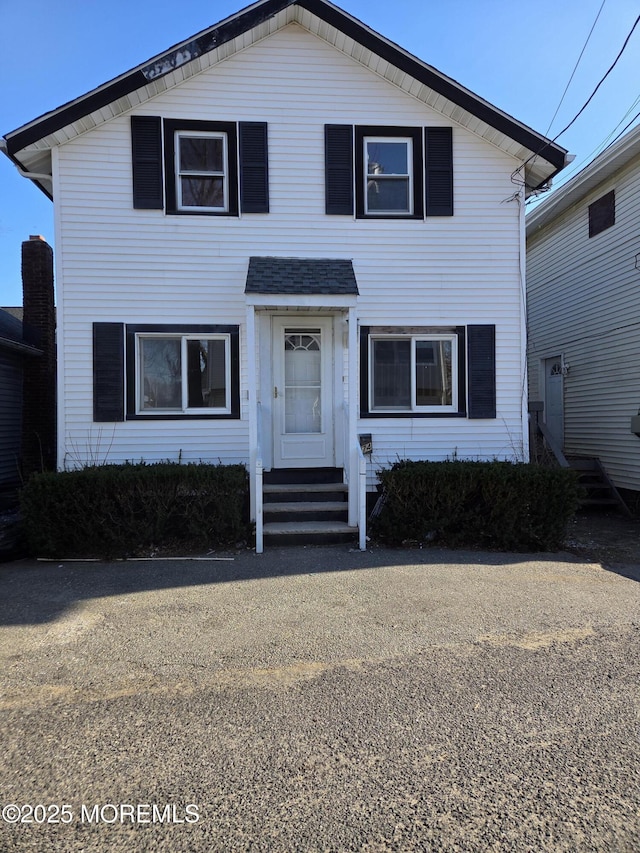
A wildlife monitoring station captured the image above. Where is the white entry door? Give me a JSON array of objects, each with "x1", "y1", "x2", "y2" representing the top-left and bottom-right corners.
[
  {"x1": 272, "y1": 317, "x2": 335, "y2": 468},
  {"x1": 544, "y1": 356, "x2": 564, "y2": 449}
]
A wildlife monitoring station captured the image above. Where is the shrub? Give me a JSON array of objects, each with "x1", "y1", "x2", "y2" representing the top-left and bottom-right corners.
[
  {"x1": 20, "y1": 462, "x2": 250, "y2": 558},
  {"x1": 371, "y1": 460, "x2": 579, "y2": 551}
]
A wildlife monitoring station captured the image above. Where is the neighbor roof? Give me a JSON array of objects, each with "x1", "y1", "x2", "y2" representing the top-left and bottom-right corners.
[
  {"x1": 0, "y1": 308, "x2": 41, "y2": 356},
  {"x1": 527, "y1": 122, "x2": 640, "y2": 237},
  {"x1": 245, "y1": 257, "x2": 359, "y2": 294},
  {"x1": 2, "y1": 0, "x2": 568, "y2": 197}
]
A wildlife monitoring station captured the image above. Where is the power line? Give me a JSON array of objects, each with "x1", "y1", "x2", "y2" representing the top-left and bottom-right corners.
[
  {"x1": 550, "y1": 94, "x2": 640, "y2": 187},
  {"x1": 513, "y1": 11, "x2": 640, "y2": 188},
  {"x1": 544, "y1": 0, "x2": 607, "y2": 138},
  {"x1": 551, "y1": 13, "x2": 640, "y2": 140}
]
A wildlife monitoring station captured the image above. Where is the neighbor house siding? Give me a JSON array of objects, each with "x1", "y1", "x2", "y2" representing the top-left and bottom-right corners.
[
  {"x1": 527, "y1": 151, "x2": 640, "y2": 491},
  {"x1": 53, "y1": 24, "x2": 526, "y2": 471},
  {"x1": 0, "y1": 351, "x2": 22, "y2": 487}
]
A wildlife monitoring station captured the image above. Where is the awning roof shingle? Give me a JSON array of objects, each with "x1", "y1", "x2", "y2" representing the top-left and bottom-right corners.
[{"x1": 245, "y1": 257, "x2": 358, "y2": 295}]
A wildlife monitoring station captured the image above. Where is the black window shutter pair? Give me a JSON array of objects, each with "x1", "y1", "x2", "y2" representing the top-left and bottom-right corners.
[
  {"x1": 131, "y1": 117, "x2": 269, "y2": 213},
  {"x1": 325, "y1": 125, "x2": 453, "y2": 216}
]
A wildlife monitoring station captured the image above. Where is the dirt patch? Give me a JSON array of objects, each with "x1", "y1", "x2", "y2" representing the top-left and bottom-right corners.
[{"x1": 564, "y1": 509, "x2": 640, "y2": 565}]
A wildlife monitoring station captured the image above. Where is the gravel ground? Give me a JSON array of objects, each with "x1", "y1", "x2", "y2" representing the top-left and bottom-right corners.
[{"x1": 1, "y1": 543, "x2": 639, "y2": 852}]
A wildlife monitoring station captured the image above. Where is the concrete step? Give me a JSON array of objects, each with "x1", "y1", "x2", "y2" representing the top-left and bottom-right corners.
[
  {"x1": 263, "y1": 482, "x2": 348, "y2": 504},
  {"x1": 263, "y1": 520, "x2": 358, "y2": 546},
  {"x1": 263, "y1": 467, "x2": 344, "y2": 486},
  {"x1": 263, "y1": 482, "x2": 348, "y2": 494},
  {"x1": 264, "y1": 501, "x2": 348, "y2": 523}
]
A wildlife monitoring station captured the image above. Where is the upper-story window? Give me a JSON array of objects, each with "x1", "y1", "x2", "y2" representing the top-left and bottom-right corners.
[
  {"x1": 365, "y1": 137, "x2": 413, "y2": 215},
  {"x1": 164, "y1": 120, "x2": 238, "y2": 216},
  {"x1": 175, "y1": 131, "x2": 229, "y2": 212}
]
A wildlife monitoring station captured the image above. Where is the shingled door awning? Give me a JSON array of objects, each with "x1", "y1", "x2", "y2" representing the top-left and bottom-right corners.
[{"x1": 245, "y1": 257, "x2": 359, "y2": 295}]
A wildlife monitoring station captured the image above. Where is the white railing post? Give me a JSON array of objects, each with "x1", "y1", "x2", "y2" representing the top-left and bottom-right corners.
[
  {"x1": 255, "y1": 400, "x2": 263, "y2": 553},
  {"x1": 358, "y1": 444, "x2": 367, "y2": 551}
]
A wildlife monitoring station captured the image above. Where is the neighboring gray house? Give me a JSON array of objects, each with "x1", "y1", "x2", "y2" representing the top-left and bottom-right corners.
[
  {"x1": 0, "y1": 308, "x2": 41, "y2": 503},
  {"x1": 2, "y1": 0, "x2": 568, "y2": 548},
  {"x1": 527, "y1": 123, "x2": 640, "y2": 503}
]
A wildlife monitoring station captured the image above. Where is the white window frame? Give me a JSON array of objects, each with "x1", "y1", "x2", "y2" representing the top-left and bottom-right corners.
[
  {"x1": 136, "y1": 333, "x2": 231, "y2": 415},
  {"x1": 364, "y1": 136, "x2": 413, "y2": 216},
  {"x1": 369, "y1": 333, "x2": 458, "y2": 413},
  {"x1": 175, "y1": 130, "x2": 229, "y2": 212}
]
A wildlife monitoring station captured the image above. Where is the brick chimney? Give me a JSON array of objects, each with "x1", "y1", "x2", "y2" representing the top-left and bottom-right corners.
[{"x1": 21, "y1": 235, "x2": 56, "y2": 477}]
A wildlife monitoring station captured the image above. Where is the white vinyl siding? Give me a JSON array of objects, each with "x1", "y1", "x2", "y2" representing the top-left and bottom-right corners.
[
  {"x1": 527, "y1": 153, "x2": 640, "y2": 492},
  {"x1": 54, "y1": 24, "x2": 525, "y2": 472}
]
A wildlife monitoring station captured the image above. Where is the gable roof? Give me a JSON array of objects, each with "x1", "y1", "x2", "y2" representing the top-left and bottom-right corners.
[
  {"x1": 2, "y1": 0, "x2": 567, "y2": 198},
  {"x1": 527, "y1": 122, "x2": 640, "y2": 237}
]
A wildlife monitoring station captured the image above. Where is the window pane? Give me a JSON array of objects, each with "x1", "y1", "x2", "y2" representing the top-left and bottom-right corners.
[
  {"x1": 141, "y1": 338, "x2": 181, "y2": 410},
  {"x1": 180, "y1": 136, "x2": 224, "y2": 172},
  {"x1": 181, "y1": 177, "x2": 224, "y2": 208},
  {"x1": 372, "y1": 339, "x2": 411, "y2": 408},
  {"x1": 186, "y1": 339, "x2": 226, "y2": 408},
  {"x1": 416, "y1": 340, "x2": 452, "y2": 406},
  {"x1": 367, "y1": 177, "x2": 410, "y2": 212},
  {"x1": 367, "y1": 141, "x2": 408, "y2": 175}
]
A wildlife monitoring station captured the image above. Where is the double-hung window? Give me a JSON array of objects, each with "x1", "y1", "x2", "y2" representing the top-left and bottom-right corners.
[
  {"x1": 354, "y1": 126, "x2": 424, "y2": 219},
  {"x1": 369, "y1": 333, "x2": 458, "y2": 413},
  {"x1": 162, "y1": 119, "x2": 239, "y2": 216},
  {"x1": 175, "y1": 131, "x2": 228, "y2": 212},
  {"x1": 137, "y1": 333, "x2": 231, "y2": 415},
  {"x1": 365, "y1": 137, "x2": 413, "y2": 215}
]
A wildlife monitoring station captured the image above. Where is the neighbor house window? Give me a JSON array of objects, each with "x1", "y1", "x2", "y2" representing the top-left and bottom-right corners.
[
  {"x1": 175, "y1": 131, "x2": 228, "y2": 211},
  {"x1": 588, "y1": 189, "x2": 615, "y2": 237},
  {"x1": 369, "y1": 333, "x2": 458, "y2": 412},
  {"x1": 365, "y1": 137, "x2": 413, "y2": 214}
]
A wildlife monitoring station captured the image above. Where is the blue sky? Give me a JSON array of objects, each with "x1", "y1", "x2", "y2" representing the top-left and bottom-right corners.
[{"x1": 1, "y1": 0, "x2": 638, "y2": 305}]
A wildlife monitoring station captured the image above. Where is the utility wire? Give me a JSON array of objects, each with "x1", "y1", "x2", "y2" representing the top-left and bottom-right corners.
[
  {"x1": 551, "y1": 13, "x2": 640, "y2": 140},
  {"x1": 544, "y1": 0, "x2": 607, "y2": 138},
  {"x1": 512, "y1": 11, "x2": 640, "y2": 188},
  {"x1": 543, "y1": 95, "x2": 640, "y2": 191}
]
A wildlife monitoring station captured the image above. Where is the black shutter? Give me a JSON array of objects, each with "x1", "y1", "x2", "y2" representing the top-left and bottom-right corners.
[
  {"x1": 239, "y1": 122, "x2": 269, "y2": 213},
  {"x1": 425, "y1": 127, "x2": 453, "y2": 216},
  {"x1": 467, "y1": 324, "x2": 495, "y2": 419},
  {"x1": 93, "y1": 323, "x2": 124, "y2": 422},
  {"x1": 131, "y1": 116, "x2": 164, "y2": 209},
  {"x1": 325, "y1": 124, "x2": 354, "y2": 215}
]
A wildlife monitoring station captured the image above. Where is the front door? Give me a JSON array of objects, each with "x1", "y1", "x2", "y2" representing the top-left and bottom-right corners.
[
  {"x1": 272, "y1": 316, "x2": 335, "y2": 468},
  {"x1": 544, "y1": 356, "x2": 564, "y2": 450}
]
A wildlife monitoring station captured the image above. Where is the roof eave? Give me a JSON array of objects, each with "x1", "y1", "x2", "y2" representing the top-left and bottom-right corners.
[{"x1": 3, "y1": 0, "x2": 567, "y2": 179}]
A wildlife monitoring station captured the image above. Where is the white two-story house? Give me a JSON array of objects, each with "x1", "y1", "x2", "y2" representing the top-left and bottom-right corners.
[{"x1": 2, "y1": 0, "x2": 568, "y2": 548}]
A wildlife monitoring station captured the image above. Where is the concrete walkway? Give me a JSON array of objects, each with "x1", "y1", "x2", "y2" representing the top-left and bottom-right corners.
[{"x1": 1, "y1": 545, "x2": 639, "y2": 851}]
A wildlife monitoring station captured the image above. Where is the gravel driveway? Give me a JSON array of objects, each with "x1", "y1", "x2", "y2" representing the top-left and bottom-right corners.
[{"x1": 1, "y1": 545, "x2": 639, "y2": 852}]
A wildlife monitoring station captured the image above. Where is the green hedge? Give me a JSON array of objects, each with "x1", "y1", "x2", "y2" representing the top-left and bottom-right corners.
[
  {"x1": 20, "y1": 462, "x2": 250, "y2": 558},
  {"x1": 371, "y1": 460, "x2": 580, "y2": 551}
]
